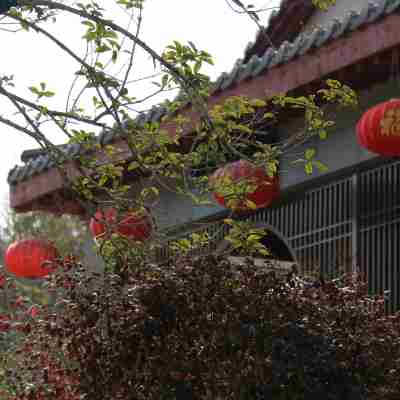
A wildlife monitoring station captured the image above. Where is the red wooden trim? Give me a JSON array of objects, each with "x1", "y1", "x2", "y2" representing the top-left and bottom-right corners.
[
  {"x1": 10, "y1": 14, "x2": 400, "y2": 211},
  {"x1": 10, "y1": 161, "x2": 80, "y2": 209},
  {"x1": 9, "y1": 143, "x2": 132, "y2": 209}
]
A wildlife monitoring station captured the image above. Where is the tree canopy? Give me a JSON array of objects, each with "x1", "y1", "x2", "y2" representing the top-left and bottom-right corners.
[
  {"x1": 0, "y1": 0, "x2": 355, "y2": 263},
  {"x1": 0, "y1": 2, "x2": 381, "y2": 398}
]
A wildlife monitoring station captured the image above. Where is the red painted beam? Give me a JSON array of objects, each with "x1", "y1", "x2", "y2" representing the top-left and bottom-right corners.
[
  {"x1": 9, "y1": 142, "x2": 132, "y2": 209},
  {"x1": 9, "y1": 161, "x2": 79, "y2": 209},
  {"x1": 10, "y1": 13, "x2": 400, "y2": 211}
]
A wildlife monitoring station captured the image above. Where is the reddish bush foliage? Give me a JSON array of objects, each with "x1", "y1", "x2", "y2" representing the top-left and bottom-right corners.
[{"x1": 3, "y1": 256, "x2": 400, "y2": 399}]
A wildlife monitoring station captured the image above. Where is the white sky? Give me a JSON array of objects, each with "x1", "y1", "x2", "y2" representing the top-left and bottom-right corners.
[{"x1": 0, "y1": 0, "x2": 280, "y2": 218}]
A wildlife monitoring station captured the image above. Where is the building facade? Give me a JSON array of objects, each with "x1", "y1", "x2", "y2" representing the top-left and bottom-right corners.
[{"x1": 8, "y1": 0, "x2": 400, "y2": 310}]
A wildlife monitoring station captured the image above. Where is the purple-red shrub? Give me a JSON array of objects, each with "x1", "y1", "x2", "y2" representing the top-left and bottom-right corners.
[{"x1": 3, "y1": 256, "x2": 400, "y2": 399}]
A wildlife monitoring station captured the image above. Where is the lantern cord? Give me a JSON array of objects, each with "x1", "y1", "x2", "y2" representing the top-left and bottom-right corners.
[
  {"x1": 390, "y1": 48, "x2": 400, "y2": 162},
  {"x1": 390, "y1": 47, "x2": 400, "y2": 89}
]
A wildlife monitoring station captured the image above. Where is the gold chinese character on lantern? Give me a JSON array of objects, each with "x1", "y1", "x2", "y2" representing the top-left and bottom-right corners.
[{"x1": 380, "y1": 108, "x2": 400, "y2": 136}]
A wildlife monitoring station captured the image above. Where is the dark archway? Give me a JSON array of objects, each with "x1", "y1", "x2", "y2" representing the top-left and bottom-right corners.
[{"x1": 217, "y1": 223, "x2": 297, "y2": 263}]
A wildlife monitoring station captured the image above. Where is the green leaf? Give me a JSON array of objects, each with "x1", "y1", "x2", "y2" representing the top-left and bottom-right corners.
[
  {"x1": 128, "y1": 161, "x2": 140, "y2": 171},
  {"x1": 263, "y1": 112, "x2": 275, "y2": 119},
  {"x1": 247, "y1": 234, "x2": 262, "y2": 242},
  {"x1": 42, "y1": 91, "x2": 55, "y2": 98},
  {"x1": 313, "y1": 160, "x2": 329, "y2": 173},
  {"x1": 96, "y1": 44, "x2": 111, "y2": 53},
  {"x1": 305, "y1": 148, "x2": 316, "y2": 160},
  {"x1": 28, "y1": 86, "x2": 40, "y2": 95},
  {"x1": 305, "y1": 162, "x2": 313, "y2": 175},
  {"x1": 245, "y1": 200, "x2": 257, "y2": 210},
  {"x1": 319, "y1": 130, "x2": 328, "y2": 140}
]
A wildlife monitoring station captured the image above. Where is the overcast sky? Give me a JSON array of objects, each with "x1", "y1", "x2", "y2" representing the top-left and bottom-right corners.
[{"x1": 0, "y1": 0, "x2": 280, "y2": 219}]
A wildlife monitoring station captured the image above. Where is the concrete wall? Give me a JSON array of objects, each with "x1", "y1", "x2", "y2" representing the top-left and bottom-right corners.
[{"x1": 302, "y1": 0, "x2": 370, "y2": 33}]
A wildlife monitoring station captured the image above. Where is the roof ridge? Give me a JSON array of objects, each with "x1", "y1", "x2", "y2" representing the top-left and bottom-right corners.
[
  {"x1": 243, "y1": 0, "x2": 315, "y2": 63},
  {"x1": 212, "y1": 0, "x2": 400, "y2": 94}
]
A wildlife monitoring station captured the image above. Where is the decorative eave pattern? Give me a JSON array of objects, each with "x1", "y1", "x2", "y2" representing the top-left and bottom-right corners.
[{"x1": 7, "y1": 0, "x2": 400, "y2": 187}]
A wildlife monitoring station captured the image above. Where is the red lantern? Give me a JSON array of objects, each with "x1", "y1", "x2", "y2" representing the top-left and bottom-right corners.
[
  {"x1": 210, "y1": 159, "x2": 280, "y2": 211},
  {"x1": 5, "y1": 239, "x2": 59, "y2": 279},
  {"x1": 89, "y1": 208, "x2": 152, "y2": 241},
  {"x1": 356, "y1": 99, "x2": 400, "y2": 156}
]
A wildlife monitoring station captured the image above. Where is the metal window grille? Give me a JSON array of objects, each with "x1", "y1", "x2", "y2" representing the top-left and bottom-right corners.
[
  {"x1": 358, "y1": 160, "x2": 400, "y2": 313},
  {"x1": 160, "y1": 159, "x2": 400, "y2": 312}
]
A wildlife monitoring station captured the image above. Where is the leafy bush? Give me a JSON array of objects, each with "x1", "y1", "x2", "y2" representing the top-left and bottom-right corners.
[{"x1": 2, "y1": 255, "x2": 400, "y2": 399}]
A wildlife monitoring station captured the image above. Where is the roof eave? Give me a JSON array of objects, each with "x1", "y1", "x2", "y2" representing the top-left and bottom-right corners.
[{"x1": 9, "y1": 13, "x2": 400, "y2": 212}]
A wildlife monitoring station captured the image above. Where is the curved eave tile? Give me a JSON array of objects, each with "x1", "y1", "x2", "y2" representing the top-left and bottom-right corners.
[
  {"x1": 385, "y1": 0, "x2": 400, "y2": 14},
  {"x1": 8, "y1": 166, "x2": 20, "y2": 184},
  {"x1": 251, "y1": 48, "x2": 275, "y2": 78},
  {"x1": 314, "y1": 25, "x2": 334, "y2": 48},
  {"x1": 269, "y1": 41, "x2": 291, "y2": 68},
  {"x1": 219, "y1": 59, "x2": 242, "y2": 91},
  {"x1": 367, "y1": 1, "x2": 385, "y2": 22},
  {"x1": 331, "y1": 12, "x2": 352, "y2": 39},
  {"x1": 36, "y1": 155, "x2": 50, "y2": 174},
  {"x1": 297, "y1": 28, "x2": 321, "y2": 56},
  {"x1": 347, "y1": 10, "x2": 366, "y2": 31}
]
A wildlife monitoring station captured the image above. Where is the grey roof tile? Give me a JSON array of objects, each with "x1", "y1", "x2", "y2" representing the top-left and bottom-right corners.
[
  {"x1": 151, "y1": 106, "x2": 167, "y2": 122},
  {"x1": 314, "y1": 25, "x2": 334, "y2": 47},
  {"x1": 385, "y1": 0, "x2": 400, "y2": 14},
  {"x1": 18, "y1": 162, "x2": 31, "y2": 182},
  {"x1": 99, "y1": 130, "x2": 115, "y2": 145},
  {"x1": 220, "y1": 59, "x2": 242, "y2": 90},
  {"x1": 36, "y1": 155, "x2": 49, "y2": 173},
  {"x1": 367, "y1": 1, "x2": 386, "y2": 22},
  {"x1": 8, "y1": 0, "x2": 399, "y2": 186},
  {"x1": 236, "y1": 55, "x2": 260, "y2": 83},
  {"x1": 332, "y1": 12, "x2": 352, "y2": 39},
  {"x1": 282, "y1": 42, "x2": 299, "y2": 63},
  {"x1": 251, "y1": 48, "x2": 275, "y2": 77},
  {"x1": 8, "y1": 166, "x2": 20, "y2": 184},
  {"x1": 135, "y1": 113, "x2": 147, "y2": 127},
  {"x1": 212, "y1": 73, "x2": 228, "y2": 93},
  {"x1": 26, "y1": 157, "x2": 42, "y2": 178},
  {"x1": 214, "y1": 72, "x2": 230, "y2": 92},
  {"x1": 348, "y1": 10, "x2": 367, "y2": 31},
  {"x1": 268, "y1": 8, "x2": 279, "y2": 22},
  {"x1": 270, "y1": 41, "x2": 292, "y2": 67},
  {"x1": 329, "y1": 18, "x2": 344, "y2": 39},
  {"x1": 144, "y1": 107, "x2": 156, "y2": 123},
  {"x1": 297, "y1": 28, "x2": 320, "y2": 56}
]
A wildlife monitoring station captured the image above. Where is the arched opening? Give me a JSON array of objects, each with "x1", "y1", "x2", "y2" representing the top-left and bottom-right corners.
[
  {"x1": 260, "y1": 228, "x2": 295, "y2": 262},
  {"x1": 217, "y1": 223, "x2": 297, "y2": 264}
]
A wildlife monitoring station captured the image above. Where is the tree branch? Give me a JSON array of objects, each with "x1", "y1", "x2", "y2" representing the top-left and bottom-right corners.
[{"x1": 0, "y1": 85, "x2": 107, "y2": 128}]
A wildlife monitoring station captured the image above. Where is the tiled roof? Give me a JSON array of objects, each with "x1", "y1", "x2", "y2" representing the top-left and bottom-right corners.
[
  {"x1": 8, "y1": 0, "x2": 400, "y2": 185},
  {"x1": 242, "y1": 0, "x2": 315, "y2": 63}
]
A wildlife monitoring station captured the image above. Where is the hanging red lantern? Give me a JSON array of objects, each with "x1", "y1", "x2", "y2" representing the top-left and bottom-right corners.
[
  {"x1": 210, "y1": 159, "x2": 280, "y2": 211},
  {"x1": 89, "y1": 208, "x2": 152, "y2": 241},
  {"x1": 5, "y1": 239, "x2": 59, "y2": 279},
  {"x1": 356, "y1": 99, "x2": 400, "y2": 156}
]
